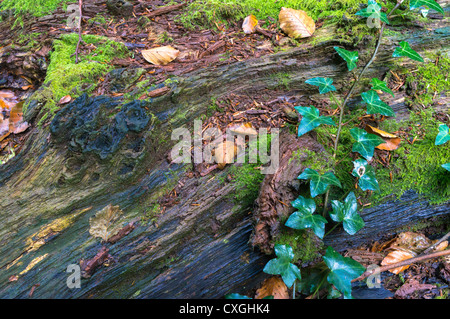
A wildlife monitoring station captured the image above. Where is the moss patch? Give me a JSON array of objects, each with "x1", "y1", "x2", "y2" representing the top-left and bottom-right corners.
[
  {"x1": 25, "y1": 33, "x2": 129, "y2": 125},
  {"x1": 273, "y1": 227, "x2": 324, "y2": 264},
  {"x1": 177, "y1": 0, "x2": 366, "y2": 30},
  {"x1": 405, "y1": 55, "x2": 450, "y2": 108}
]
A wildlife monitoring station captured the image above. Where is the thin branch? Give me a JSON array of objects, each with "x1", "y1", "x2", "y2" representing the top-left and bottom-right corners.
[
  {"x1": 420, "y1": 231, "x2": 450, "y2": 256},
  {"x1": 75, "y1": 0, "x2": 83, "y2": 64},
  {"x1": 352, "y1": 249, "x2": 450, "y2": 283}
]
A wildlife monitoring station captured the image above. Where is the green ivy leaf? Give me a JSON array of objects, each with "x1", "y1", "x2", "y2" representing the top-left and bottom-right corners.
[
  {"x1": 442, "y1": 163, "x2": 450, "y2": 172},
  {"x1": 350, "y1": 127, "x2": 385, "y2": 161},
  {"x1": 392, "y1": 41, "x2": 424, "y2": 62},
  {"x1": 323, "y1": 246, "x2": 365, "y2": 299},
  {"x1": 334, "y1": 47, "x2": 359, "y2": 71},
  {"x1": 305, "y1": 77, "x2": 337, "y2": 94},
  {"x1": 361, "y1": 90, "x2": 395, "y2": 117},
  {"x1": 263, "y1": 244, "x2": 302, "y2": 288},
  {"x1": 410, "y1": 0, "x2": 444, "y2": 14},
  {"x1": 352, "y1": 158, "x2": 380, "y2": 191},
  {"x1": 370, "y1": 78, "x2": 394, "y2": 97},
  {"x1": 435, "y1": 124, "x2": 450, "y2": 145},
  {"x1": 298, "y1": 168, "x2": 342, "y2": 198},
  {"x1": 329, "y1": 192, "x2": 365, "y2": 235},
  {"x1": 355, "y1": 0, "x2": 390, "y2": 24},
  {"x1": 294, "y1": 106, "x2": 336, "y2": 137},
  {"x1": 286, "y1": 196, "x2": 328, "y2": 238}
]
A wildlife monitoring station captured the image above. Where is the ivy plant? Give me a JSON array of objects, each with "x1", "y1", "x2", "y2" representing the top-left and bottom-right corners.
[{"x1": 255, "y1": 0, "x2": 445, "y2": 300}]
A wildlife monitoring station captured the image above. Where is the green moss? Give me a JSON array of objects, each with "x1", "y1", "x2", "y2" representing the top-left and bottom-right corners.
[
  {"x1": 373, "y1": 109, "x2": 450, "y2": 205},
  {"x1": 0, "y1": 0, "x2": 75, "y2": 27},
  {"x1": 273, "y1": 228, "x2": 323, "y2": 264},
  {"x1": 26, "y1": 33, "x2": 129, "y2": 125},
  {"x1": 269, "y1": 72, "x2": 292, "y2": 90},
  {"x1": 228, "y1": 163, "x2": 265, "y2": 208},
  {"x1": 405, "y1": 55, "x2": 450, "y2": 108},
  {"x1": 177, "y1": 0, "x2": 365, "y2": 30}
]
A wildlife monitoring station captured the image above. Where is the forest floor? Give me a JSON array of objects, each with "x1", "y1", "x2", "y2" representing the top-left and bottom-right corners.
[{"x1": 0, "y1": 0, "x2": 449, "y2": 299}]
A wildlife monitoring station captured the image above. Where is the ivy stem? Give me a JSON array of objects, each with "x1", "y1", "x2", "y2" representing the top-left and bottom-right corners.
[
  {"x1": 324, "y1": 222, "x2": 340, "y2": 238},
  {"x1": 322, "y1": 2, "x2": 401, "y2": 216}
]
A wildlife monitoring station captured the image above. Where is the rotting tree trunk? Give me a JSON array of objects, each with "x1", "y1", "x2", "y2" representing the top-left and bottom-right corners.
[{"x1": 0, "y1": 20, "x2": 449, "y2": 298}]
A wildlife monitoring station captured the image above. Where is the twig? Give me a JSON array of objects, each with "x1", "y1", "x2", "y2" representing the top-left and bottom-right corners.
[
  {"x1": 420, "y1": 231, "x2": 450, "y2": 256},
  {"x1": 75, "y1": 0, "x2": 83, "y2": 64},
  {"x1": 352, "y1": 249, "x2": 450, "y2": 283}
]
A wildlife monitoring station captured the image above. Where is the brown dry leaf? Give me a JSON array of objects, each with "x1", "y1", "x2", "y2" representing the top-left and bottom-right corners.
[
  {"x1": 279, "y1": 7, "x2": 315, "y2": 39},
  {"x1": 365, "y1": 125, "x2": 401, "y2": 151},
  {"x1": 0, "y1": 91, "x2": 15, "y2": 99},
  {"x1": 391, "y1": 232, "x2": 433, "y2": 253},
  {"x1": 89, "y1": 204, "x2": 123, "y2": 242},
  {"x1": 255, "y1": 277, "x2": 289, "y2": 299},
  {"x1": 394, "y1": 278, "x2": 436, "y2": 298},
  {"x1": 214, "y1": 141, "x2": 237, "y2": 170},
  {"x1": 9, "y1": 101, "x2": 29, "y2": 135},
  {"x1": 433, "y1": 240, "x2": 448, "y2": 252},
  {"x1": 0, "y1": 114, "x2": 10, "y2": 142},
  {"x1": 227, "y1": 122, "x2": 258, "y2": 136},
  {"x1": 59, "y1": 95, "x2": 72, "y2": 105},
  {"x1": 242, "y1": 14, "x2": 258, "y2": 34},
  {"x1": 381, "y1": 249, "x2": 415, "y2": 274},
  {"x1": 142, "y1": 46, "x2": 180, "y2": 65}
]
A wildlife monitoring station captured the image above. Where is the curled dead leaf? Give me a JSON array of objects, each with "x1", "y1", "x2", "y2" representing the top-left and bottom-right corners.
[
  {"x1": 279, "y1": 7, "x2": 315, "y2": 39},
  {"x1": 242, "y1": 14, "x2": 258, "y2": 34},
  {"x1": 381, "y1": 249, "x2": 416, "y2": 274},
  {"x1": 142, "y1": 46, "x2": 180, "y2": 65},
  {"x1": 255, "y1": 276, "x2": 289, "y2": 299},
  {"x1": 365, "y1": 125, "x2": 401, "y2": 151},
  {"x1": 59, "y1": 95, "x2": 72, "y2": 105}
]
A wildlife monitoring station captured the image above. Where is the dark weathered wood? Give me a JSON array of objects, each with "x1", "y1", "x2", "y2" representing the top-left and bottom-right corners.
[{"x1": 0, "y1": 20, "x2": 448, "y2": 298}]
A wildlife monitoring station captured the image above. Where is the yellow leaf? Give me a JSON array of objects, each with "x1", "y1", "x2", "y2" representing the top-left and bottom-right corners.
[
  {"x1": 279, "y1": 7, "x2": 315, "y2": 39},
  {"x1": 365, "y1": 125, "x2": 398, "y2": 138},
  {"x1": 255, "y1": 277, "x2": 289, "y2": 299},
  {"x1": 242, "y1": 14, "x2": 258, "y2": 34},
  {"x1": 142, "y1": 46, "x2": 180, "y2": 65}
]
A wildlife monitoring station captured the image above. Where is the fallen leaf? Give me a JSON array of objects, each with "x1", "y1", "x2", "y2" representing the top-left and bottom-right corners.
[
  {"x1": 242, "y1": 15, "x2": 258, "y2": 34},
  {"x1": 9, "y1": 101, "x2": 29, "y2": 135},
  {"x1": 365, "y1": 125, "x2": 401, "y2": 151},
  {"x1": 255, "y1": 276, "x2": 289, "y2": 299},
  {"x1": 142, "y1": 46, "x2": 180, "y2": 65},
  {"x1": 227, "y1": 122, "x2": 258, "y2": 136},
  {"x1": 0, "y1": 114, "x2": 10, "y2": 142},
  {"x1": 214, "y1": 141, "x2": 237, "y2": 170},
  {"x1": 89, "y1": 204, "x2": 123, "y2": 242},
  {"x1": 394, "y1": 277, "x2": 435, "y2": 298},
  {"x1": 365, "y1": 125, "x2": 398, "y2": 138},
  {"x1": 381, "y1": 249, "x2": 415, "y2": 274},
  {"x1": 279, "y1": 7, "x2": 315, "y2": 39},
  {"x1": 59, "y1": 95, "x2": 72, "y2": 105}
]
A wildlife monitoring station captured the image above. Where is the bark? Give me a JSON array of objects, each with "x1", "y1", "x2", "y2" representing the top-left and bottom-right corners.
[{"x1": 0, "y1": 20, "x2": 449, "y2": 298}]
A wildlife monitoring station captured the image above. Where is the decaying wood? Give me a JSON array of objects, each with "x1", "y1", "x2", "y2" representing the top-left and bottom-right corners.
[{"x1": 0, "y1": 20, "x2": 448, "y2": 298}]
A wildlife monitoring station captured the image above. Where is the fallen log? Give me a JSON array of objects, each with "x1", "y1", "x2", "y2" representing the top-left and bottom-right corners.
[{"x1": 0, "y1": 18, "x2": 449, "y2": 299}]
